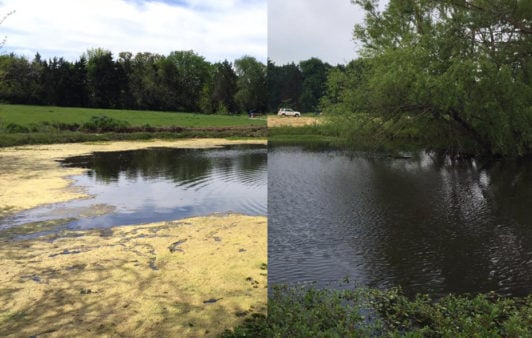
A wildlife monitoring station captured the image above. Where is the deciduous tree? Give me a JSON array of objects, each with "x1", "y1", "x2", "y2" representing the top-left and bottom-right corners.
[{"x1": 323, "y1": 0, "x2": 532, "y2": 156}]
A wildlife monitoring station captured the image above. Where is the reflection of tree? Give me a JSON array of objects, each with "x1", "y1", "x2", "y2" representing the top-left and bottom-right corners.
[
  {"x1": 60, "y1": 146, "x2": 266, "y2": 186},
  {"x1": 479, "y1": 159, "x2": 532, "y2": 296},
  {"x1": 358, "y1": 155, "x2": 532, "y2": 297},
  {"x1": 483, "y1": 159, "x2": 532, "y2": 225},
  {"x1": 238, "y1": 152, "x2": 267, "y2": 172},
  {"x1": 63, "y1": 148, "x2": 210, "y2": 184},
  {"x1": 297, "y1": 150, "x2": 532, "y2": 297}
]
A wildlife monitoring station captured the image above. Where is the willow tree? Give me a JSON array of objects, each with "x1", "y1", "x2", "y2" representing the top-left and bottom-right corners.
[{"x1": 326, "y1": 0, "x2": 532, "y2": 156}]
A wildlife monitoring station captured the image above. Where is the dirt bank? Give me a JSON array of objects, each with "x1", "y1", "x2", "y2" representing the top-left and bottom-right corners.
[
  {"x1": 267, "y1": 115, "x2": 324, "y2": 128},
  {"x1": 0, "y1": 213, "x2": 267, "y2": 337},
  {"x1": 0, "y1": 138, "x2": 266, "y2": 218}
]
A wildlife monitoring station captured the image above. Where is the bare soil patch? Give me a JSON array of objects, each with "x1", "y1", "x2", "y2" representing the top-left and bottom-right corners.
[{"x1": 267, "y1": 115, "x2": 324, "y2": 128}]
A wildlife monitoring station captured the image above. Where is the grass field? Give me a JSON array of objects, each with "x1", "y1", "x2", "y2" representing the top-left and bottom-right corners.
[
  {"x1": 0, "y1": 104, "x2": 266, "y2": 147},
  {"x1": 0, "y1": 104, "x2": 266, "y2": 128}
]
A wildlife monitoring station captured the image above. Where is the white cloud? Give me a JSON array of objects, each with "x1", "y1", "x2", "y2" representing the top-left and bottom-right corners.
[
  {"x1": 268, "y1": 0, "x2": 388, "y2": 65},
  {"x1": 0, "y1": 0, "x2": 267, "y2": 62}
]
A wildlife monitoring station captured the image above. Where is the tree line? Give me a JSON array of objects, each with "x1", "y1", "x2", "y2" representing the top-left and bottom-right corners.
[
  {"x1": 0, "y1": 47, "x2": 338, "y2": 115},
  {"x1": 0, "y1": 49, "x2": 267, "y2": 114}
]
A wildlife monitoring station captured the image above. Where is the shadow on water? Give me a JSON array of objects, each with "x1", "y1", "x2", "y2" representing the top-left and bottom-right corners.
[
  {"x1": 268, "y1": 147, "x2": 532, "y2": 298},
  {"x1": 0, "y1": 145, "x2": 267, "y2": 239}
]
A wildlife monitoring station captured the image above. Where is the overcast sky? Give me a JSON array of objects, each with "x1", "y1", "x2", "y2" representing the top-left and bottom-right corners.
[
  {"x1": 269, "y1": 0, "x2": 389, "y2": 66},
  {"x1": 0, "y1": 0, "x2": 267, "y2": 63}
]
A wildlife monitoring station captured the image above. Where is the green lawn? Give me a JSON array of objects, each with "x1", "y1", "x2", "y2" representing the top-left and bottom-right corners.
[{"x1": 0, "y1": 104, "x2": 266, "y2": 128}]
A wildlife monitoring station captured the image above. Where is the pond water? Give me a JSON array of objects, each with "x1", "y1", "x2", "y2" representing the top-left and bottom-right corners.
[
  {"x1": 1, "y1": 145, "x2": 266, "y2": 238},
  {"x1": 268, "y1": 146, "x2": 532, "y2": 298}
]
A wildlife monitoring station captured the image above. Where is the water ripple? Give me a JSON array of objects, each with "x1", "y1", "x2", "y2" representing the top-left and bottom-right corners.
[{"x1": 268, "y1": 147, "x2": 532, "y2": 298}]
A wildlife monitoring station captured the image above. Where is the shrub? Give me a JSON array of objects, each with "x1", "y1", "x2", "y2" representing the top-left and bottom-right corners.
[
  {"x1": 222, "y1": 285, "x2": 532, "y2": 337},
  {"x1": 81, "y1": 115, "x2": 130, "y2": 133},
  {"x1": 5, "y1": 123, "x2": 30, "y2": 133}
]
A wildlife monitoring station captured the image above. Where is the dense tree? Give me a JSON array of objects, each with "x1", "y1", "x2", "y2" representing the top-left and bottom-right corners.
[
  {"x1": 298, "y1": 57, "x2": 331, "y2": 112},
  {"x1": 199, "y1": 60, "x2": 239, "y2": 114},
  {"x1": 267, "y1": 58, "x2": 332, "y2": 113},
  {"x1": 235, "y1": 56, "x2": 267, "y2": 113},
  {"x1": 267, "y1": 61, "x2": 302, "y2": 112},
  {"x1": 166, "y1": 50, "x2": 211, "y2": 111},
  {"x1": 211, "y1": 60, "x2": 238, "y2": 113},
  {"x1": 0, "y1": 49, "x2": 267, "y2": 115},
  {"x1": 86, "y1": 48, "x2": 127, "y2": 108},
  {"x1": 126, "y1": 52, "x2": 165, "y2": 110},
  {"x1": 322, "y1": 0, "x2": 532, "y2": 156},
  {"x1": 0, "y1": 54, "x2": 35, "y2": 103}
]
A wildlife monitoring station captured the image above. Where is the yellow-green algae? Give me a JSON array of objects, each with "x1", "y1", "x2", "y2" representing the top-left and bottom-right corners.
[
  {"x1": 0, "y1": 214, "x2": 267, "y2": 337},
  {"x1": 0, "y1": 139, "x2": 267, "y2": 337}
]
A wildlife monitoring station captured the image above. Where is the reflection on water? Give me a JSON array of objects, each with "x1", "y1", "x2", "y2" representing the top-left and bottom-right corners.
[
  {"x1": 1, "y1": 145, "x2": 266, "y2": 237},
  {"x1": 268, "y1": 147, "x2": 532, "y2": 297}
]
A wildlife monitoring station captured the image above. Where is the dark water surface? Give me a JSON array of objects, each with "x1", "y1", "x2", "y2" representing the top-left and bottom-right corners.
[
  {"x1": 1, "y1": 145, "x2": 266, "y2": 237},
  {"x1": 268, "y1": 147, "x2": 532, "y2": 298}
]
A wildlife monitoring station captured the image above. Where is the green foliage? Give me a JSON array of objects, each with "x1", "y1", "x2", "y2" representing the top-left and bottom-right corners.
[
  {"x1": 210, "y1": 60, "x2": 238, "y2": 114},
  {"x1": 222, "y1": 284, "x2": 375, "y2": 337},
  {"x1": 322, "y1": 0, "x2": 532, "y2": 157},
  {"x1": 0, "y1": 50, "x2": 265, "y2": 114},
  {"x1": 5, "y1": 123, "x2": 29, "y2": 133},
  {"x1": 81, "y1": 115, "x2": 130, "y2": 132},
  {"x1": 298, "y1": 58, "x2": 331, "y2": 112},
  {"x1": 267, "y1": 58, "x2": 332, "y2": 114},
  {"x1": 223, "y1": 285, "x2": 532, "y2": 337},
  {"x1": 369, "y1": 288, "x2": 532, "y2": 337},
  {"x1": 268, "y1": 121, "x2": 342, "y2": 148},
  {"x1": 166, "y1": 50, "x2": 212, "y2": 112},
  {"x1": 86, "y1": 48, "x2": 126, "y2": 108},
  {"x1": 235, "y1": 56, "x2": 267, "y2": 113}
]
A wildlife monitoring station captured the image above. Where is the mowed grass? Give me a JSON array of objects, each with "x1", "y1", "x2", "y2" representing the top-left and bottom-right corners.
[{"x1": 0, "y1": 104, "x2": 266, "y2": 128}]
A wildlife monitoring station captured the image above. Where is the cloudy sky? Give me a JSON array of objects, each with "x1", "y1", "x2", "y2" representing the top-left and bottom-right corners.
[
  {"x1": 0, "y1": 0, "x2": 388, "y2": 65},
  {"x1": 0, "y1": 0, "x2": 267, "y2": 63},
  {"x1": 269, "y1": 0, "x2": 363, "y2": 66}
]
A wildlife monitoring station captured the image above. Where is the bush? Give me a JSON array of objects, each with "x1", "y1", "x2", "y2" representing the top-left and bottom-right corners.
[
  {"x1": 5, "y1": 123, "x2": 30, "y2": 133},
  {"x1": 81, "y1": 115, "x2": 130, "y2": 132},
  {"x1": 222, "y1": 284, "x2": 532, "y2": 337}
]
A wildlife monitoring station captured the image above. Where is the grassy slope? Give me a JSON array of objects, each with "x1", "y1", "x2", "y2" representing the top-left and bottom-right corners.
[{"x1": 0, "y1": 104, "x2": 266, "y2": 128}]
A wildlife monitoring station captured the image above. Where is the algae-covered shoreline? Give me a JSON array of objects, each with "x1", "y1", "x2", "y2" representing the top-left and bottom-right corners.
[
  {"x1": 0, "y1": 214, "x2": 267, "y2": 337},
  {"x1": 0, "y1": 139, "x2": 267, "y2": 337}
]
